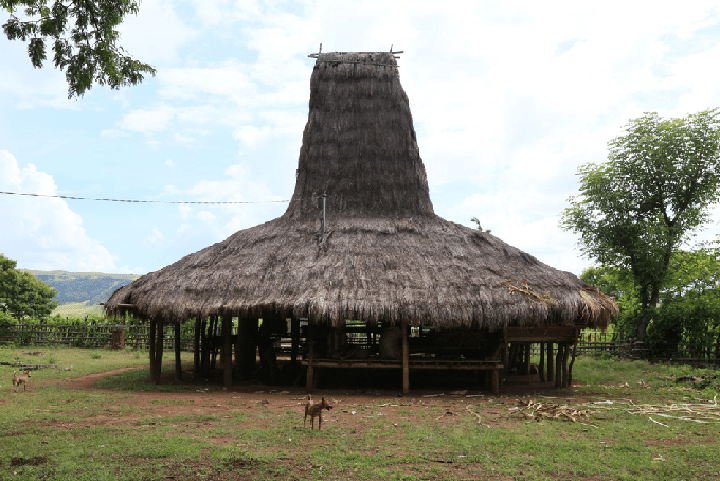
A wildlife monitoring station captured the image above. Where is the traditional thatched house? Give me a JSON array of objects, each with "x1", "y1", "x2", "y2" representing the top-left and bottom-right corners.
[{"x1": 106, "y1": 51, "x2": 616, "y2": 393}]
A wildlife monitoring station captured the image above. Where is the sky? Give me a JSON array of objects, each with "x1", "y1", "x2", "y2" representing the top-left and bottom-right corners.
[{"x1": 1, "y1": 1, "x2": 720, "y2": 276}]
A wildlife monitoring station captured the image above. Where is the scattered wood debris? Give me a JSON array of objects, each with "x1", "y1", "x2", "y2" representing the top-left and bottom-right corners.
[{"x1": 512, "y1": 399, "x2": 595, "y2": 425}]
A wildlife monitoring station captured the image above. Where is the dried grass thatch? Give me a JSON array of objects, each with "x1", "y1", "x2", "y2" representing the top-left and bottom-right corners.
[{"x1": 105, "y1": 52, "x2": 617, "y2": 330}]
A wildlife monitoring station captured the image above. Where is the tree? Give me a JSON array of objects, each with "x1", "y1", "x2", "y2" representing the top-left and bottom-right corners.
[
  {"x1": 470, "y1": 216, "x2": 491, "y2": 234},
  {"x1": 0, "y1": 255, "x2": 57, "y2": 320},
  {"x1": 561, "y1": 109, "x2": 720, "y2": 342},
  {"x1": 654, "y1": 246, "x2": 720, "y2": 359},
  {"x1": 579, "y1": 265, "x2": 640, "y2": 339},
  {"x1": 2, "y1": 0, "x2": 156, "y2": 98}
]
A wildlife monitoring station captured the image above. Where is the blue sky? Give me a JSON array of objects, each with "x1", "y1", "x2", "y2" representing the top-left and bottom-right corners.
[{"x1": 1, "y1": 1, "x2": 720, "y2": 275}]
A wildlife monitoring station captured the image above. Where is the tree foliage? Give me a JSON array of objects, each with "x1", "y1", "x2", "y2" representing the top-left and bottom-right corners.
[
  {"x1": 2, "y1": 0, "x2": 156, "y2": 98},
  {"x1": 562, "y1": 109, "x2": 720, "y2": 341},
  {"x1": 0, "y1": 255, "x2": 58, "y2": 320},
  {"x1": 582, "y1": 247, "x2": 720, "y2": 359}
]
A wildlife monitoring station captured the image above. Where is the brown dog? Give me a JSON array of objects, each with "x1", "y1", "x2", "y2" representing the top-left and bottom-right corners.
[
  {"x1": 12, "y1": 370, "x2": 31, "y2": 392},
  {"x1": 304, "y1": 395, "x2": 332, "y2": 430}
]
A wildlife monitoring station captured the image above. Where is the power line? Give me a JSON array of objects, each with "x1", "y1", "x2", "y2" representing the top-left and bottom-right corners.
[{"x1": 0, "y1": 191, "x2": 293, "y2": 204}]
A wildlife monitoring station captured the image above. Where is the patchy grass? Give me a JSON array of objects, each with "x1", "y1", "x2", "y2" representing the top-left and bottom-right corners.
[{"x1": 1, "y1": 351, "x2": 719, "y2": 480}]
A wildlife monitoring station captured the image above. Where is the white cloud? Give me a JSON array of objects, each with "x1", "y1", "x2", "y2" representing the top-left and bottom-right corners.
[
  {"x1": 0, "y1": 151, "x2": 116, "y2": 271},
  {"x1": 119, "y1": 0, "x2": 198, "y2": 66},
  {"x1": 101, "y1": 129, "x2": 130, "y2": 139},
  {"x1": 118, "y1": 105, "x2": 174, "y2": 133},
  {"x1": 144, "y1": 226, "x2": 164, "y2": 246},
  {"x1": 174, "y1": 133, "x2": 197, "y2": 145},
  {"x1": 166, "y1": 159, "x2": 176, "y2": 167}
]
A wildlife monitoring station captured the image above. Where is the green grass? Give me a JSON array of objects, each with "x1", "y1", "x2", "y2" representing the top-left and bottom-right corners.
[{"x1": 1, "y1": 350, "x2": 719, "y2": 480}]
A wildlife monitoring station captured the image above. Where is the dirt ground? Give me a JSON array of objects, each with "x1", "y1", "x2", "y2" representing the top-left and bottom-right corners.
[{"x1": 39, "y1": 366, "x2": 580, "y2": 433}]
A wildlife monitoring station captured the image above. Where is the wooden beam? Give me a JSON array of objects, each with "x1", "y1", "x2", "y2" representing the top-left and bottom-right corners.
[
  {"x1": 149, "y1": 318, "x2": 156, "y2": 382},
  {"x1": 174, "y1": 322, "x2": 182, "y2": 380},
  {"x1": 193, "y1": 318, "x2": 201, "y2": 374},
  {"x1": 491, "y1": 369, "x2": 500, "y2": 394},
  {"x1": 562, "y1": 342, "x2": 570, "y2": 388},
  {"x1": 401, "y1": 319, "x2": 410, "y2": 394},
  {"x1": 306, "y1": 321, "x2": 314, "y2": 393},
  {"x1": 290, "y1": 317, "x2": 300, "y2": 377},
  {"x1": 539, "y1": 342, "x2": 546, "y2": 382},
  {"x1": 155, "y1": 319, "x2": 164, "y2": 386},
  {"x1": 568, "y1": 328, "x2": 580, "y2": 386},
  {"x1": 546, "y1": 342, "x2": 554, "y2": 383},
  {"x1": 222, "y1": 314, "x2": 233, "y2": 388},
  {"x1": 554, "y1": 343, "x2": 562, "y2": 388}
]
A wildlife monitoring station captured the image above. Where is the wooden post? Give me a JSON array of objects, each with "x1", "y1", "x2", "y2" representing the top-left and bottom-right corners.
[
  {"x1": 523, "y1": 343, "x2": 531, "y2": 375},
  {"x1": 546, "y1": 342, "x2": 554, "y2": 383},
  {"x1": 491, "y1": 369, "x2": 500, "y2": 394},
  {"x1": 562, "y1": 342, "x2": 570, "y2": 388},
  {"x1": 401, "y1": 318, "x2": 410, "y2": 394},
  {"x1": 290, "y1": 318, "x2": 300, "y2": 377},
  {"x1": 149, "y1": 318, "x2": 157, "y2": 383},
  {"x1": 200, "y1": 319, "x2": 210, "y2": 375},
  {"x1": 568, "y1": 328, "x2": 579, "y2": 386},
  {"x1": 502, "y1": 329, "x2": 509, "y2": 374},
  {"x1": 306, "y1": 321, "x2": 314, "y2": 392},
  {"x1": 234, "y1": 317, "x2": 242, "y2": 379},
  {"x1": 174, "y1": 322, "x2": 182, "y2": 380},
  {"x1": 539, "y1": 342, "x2": 546, "y2": 382},
  {"x1": 155, "y1": 319, "x2": 164, "y2": 386},
  {"x1": 555, "y1": 343, "x2": 563, "y2": 388},
  {"x1": 193, "y1": 318, "x2": 201, "y2": 374},
  {"x1": 222, "y1": 314, "x2": 233, "y2": 388}
]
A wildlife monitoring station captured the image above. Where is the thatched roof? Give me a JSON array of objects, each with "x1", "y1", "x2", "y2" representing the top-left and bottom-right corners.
[{"x1": 105, "y1": 51, "x2": 617, "y2": 329}]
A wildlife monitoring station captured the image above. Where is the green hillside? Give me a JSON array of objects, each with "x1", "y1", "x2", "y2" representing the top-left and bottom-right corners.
[{"x1": 22, "y1": 270, "x2": 141, "y2": 307}]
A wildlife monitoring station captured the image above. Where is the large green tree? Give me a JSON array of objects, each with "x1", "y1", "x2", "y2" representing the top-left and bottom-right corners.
[
  {"x1": 0, "y1": 255, "x2": 57, "y2": 320},
  {"x1": 561, "y1": 109, "x2": 720, "y2": 342},
  {"x1": 2, "y1": 0, "x2": 155, "y2": 98}
]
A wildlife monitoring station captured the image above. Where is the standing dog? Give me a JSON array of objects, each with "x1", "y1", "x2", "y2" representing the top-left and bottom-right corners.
[
  {"x1": 12, "y1": 370, "x2": 31, "y2": 392},
  {"x1": 304, "y1": 395, "x2": 332, "y2": 430}
]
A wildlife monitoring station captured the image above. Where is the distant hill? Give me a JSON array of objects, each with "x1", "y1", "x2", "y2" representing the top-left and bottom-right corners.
[{"x1": 23, "y1": 270, "x2": 141, "y2": 307}]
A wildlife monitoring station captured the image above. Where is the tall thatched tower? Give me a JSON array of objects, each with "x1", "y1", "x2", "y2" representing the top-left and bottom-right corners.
[{"x1": 106, "y1": 51, "x2": 616, "y2": 391}]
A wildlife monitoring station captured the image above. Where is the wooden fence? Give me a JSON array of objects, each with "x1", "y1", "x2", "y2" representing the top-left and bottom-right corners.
[
  {"x1": 2, "y1": 325, "x2": 718, "y2": 366},
  {"x1": 0, "y1": 324, "x2": 183, "y2": 351}
]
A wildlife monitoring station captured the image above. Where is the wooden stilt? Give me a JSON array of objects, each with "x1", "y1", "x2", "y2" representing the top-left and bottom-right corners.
[
  {"x1": 290, "y1": 318, "x2": 300, "y2": 376},
  {"x1": 502, "y1": 329, "x2": 509, "y2": 374},
  {"x1": 555, "y1": 343, "x2": 563, "y2": 388},
  {"x1": 222, "y1": 314, "x2": 233, "y2": 388},
  {"x1": 539, "y1": 342, "x2": 546, "y2": 382},
  {"x1": 234, "y1": 318, "x2": 242, "y2": 379},
  {"x1": 546, "y1": 342, "x2": 554, "y2": 383},
  {"x1": 568, "y1": 329, "x2": 579, "y2": 386},
  {"x1": 149, "y1": 318, "x2": 157, "y2": 382},
  {"x1": 155, "y1": 319, "x2": 164, "y2": 386},
  {"x1": 193, "y1": 318, "x2": 201, "y2": 374},
  {"x1": 306, "y1": 321, "x2": 314, "y2": 392},
  {"x1": 174, "y1": 322, "x2": 182, "y2": 380},
  {"x1": 401, "y1": 318, "x2": 410, "y2": 394},
  {"x1": 523, "y1": 343, "x2": 531, "y2": 375},
  {"x1": 562, "y1": 342, "x2": 570, "y2": 388},
  {"x1": 200, "y1": 319, "x2": 210, "y2": 375},
  {"x1": 491, "y1": 369, "x2": 500, "y2": 394}
]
